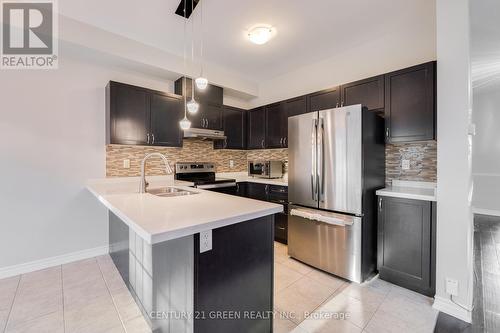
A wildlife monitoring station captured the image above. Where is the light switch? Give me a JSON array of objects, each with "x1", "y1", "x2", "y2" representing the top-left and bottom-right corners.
[
  {"x1": 123, "y1": 159, "x2": 130, "y2": 169},
  {"x1": 402, "y1": 159, "x2": 410, "y2": 170}
]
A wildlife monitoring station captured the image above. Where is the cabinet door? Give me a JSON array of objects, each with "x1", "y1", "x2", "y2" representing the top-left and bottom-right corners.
[
  {"x1": 150, "y1": 93, "x2": 184, "y2": 147},
  {"x1": 216, "y1": 106, "x2": 246, "y2": 149},
  {"x1": 307, "y1": 87, "x2": 340, "y2": 112},
  {"x1": 204, "y1": 103, "x2": 223, "y2": 130},
  {"x1": 247, "y1": 107, "x2": 267, "y2": 149},
  {"x1": 378, "y1": 196, "x2": 434, "y2": 296},
  {"x1": 246, "y1": 183, "x2": 269, "y2": 201},
  {"x1": 385, "y1": 62, "x2": 436, "y2": 143},
  {"x1": 274, "y1": 213, "x2": 288, "y2": 245},
  {"x1": 341, "y1": 75, "x2": 384, "y2": 111},
  {"x1": 108, "y1": 82, "x2": 150, "y2": 145},
  {"x1": 266, "y1": 103, "x2": 286, "y2": 149},
  {"x1": 283, "y1": 97, "x2": 307, "y2": 147},
  {"x1": 284, "y1": 96, "x2": 307, "y2": 118}
]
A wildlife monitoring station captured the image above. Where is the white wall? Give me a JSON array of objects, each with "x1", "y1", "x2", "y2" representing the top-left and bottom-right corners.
[
  {"x1": 0, "y1": 48, "x2": 175, "y2": 270},
  {"x1": 433, "y1": 0, "x2": 474, "y2": 322},
  {"x1": 472, "y1": 81, "x2": 500, "y2": 214}
]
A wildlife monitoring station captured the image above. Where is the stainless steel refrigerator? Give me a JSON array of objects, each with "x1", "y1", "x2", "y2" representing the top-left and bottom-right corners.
[{"x1": 287, "y1": 104, "x2": 385, "y2": 283}]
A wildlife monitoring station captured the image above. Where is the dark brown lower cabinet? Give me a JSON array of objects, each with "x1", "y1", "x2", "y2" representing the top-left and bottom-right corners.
[
  {"x1": 235, "y1": 182, "x2": 288, "y2": 244},
  {"x1": 377, "y1": 196, "x2": 436, "y2": 296}
]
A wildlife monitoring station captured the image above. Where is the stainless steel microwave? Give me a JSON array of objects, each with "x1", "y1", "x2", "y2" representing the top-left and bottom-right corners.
[{"x1": 248, "y1": 161, "x2": 284, "y2": 179}]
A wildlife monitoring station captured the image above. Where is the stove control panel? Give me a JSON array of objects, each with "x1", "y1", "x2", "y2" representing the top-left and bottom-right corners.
[{"x1": 175, "y1": 162, "x2": 215, "y2": 174}]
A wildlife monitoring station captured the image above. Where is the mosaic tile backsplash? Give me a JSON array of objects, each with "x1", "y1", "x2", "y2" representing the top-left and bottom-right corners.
[
  {"x1": 106, "y1": 139, "x2": 436, "y2": 184},
  {"x1": 385, "y1": 141, "x2": 437, "y2": 185},
  {"x1": 106, "y1": 139, "x2": 287, "y2": 177}
]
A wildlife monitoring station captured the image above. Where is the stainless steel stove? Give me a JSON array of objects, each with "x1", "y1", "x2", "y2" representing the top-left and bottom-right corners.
[{"x1": 175, "y1": 162, "x2": 236, "y2": 192}]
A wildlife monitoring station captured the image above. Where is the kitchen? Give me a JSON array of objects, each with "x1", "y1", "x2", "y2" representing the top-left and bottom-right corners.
[{"x1": 0, "y1": 0, "x2": 491, "y2": 333}]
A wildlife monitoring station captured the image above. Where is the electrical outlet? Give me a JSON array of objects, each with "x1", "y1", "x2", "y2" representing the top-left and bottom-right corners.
[
  {"x1": 446, "y1": 278, "x2": 459, "y2": 296},
  {"x1": 402, "y1": 159, "x2": 410, "y2": 170},
  {"x1": 229, "y1": 160, "x2": 234, "y2": 168},
  {"x1": 123, "y1": 159, "x2": 130, "y2": 169},
  {"x1": 199, "y1": 230, "x2": 212, "y2": 253}
]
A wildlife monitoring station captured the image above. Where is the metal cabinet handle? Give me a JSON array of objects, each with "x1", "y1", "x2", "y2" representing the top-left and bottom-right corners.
[
  {"x1": 280, "y1": 137, "x2": 283, "y2": 147},
  {"x1": 152, "y1": 133, "x2": 155, "y2": 145},
  {"x1": 386, "y1": 128, "x2": 390, "y2": 138},
  {"x1": 261, "y1": 139, "x2": 265, "y2": 149},
  {"x1": 205, "y1": 118, "x2": 208, "y2": 128},
  {"x1": 284, "y1": 137, "x2": 287, "y2": 146},
  {"x1": 147, "y1": 133, "x2": 150, "y2": 144},
  {"x1": 379, "y1": 197, "x2": 383, "y2": 212},
  {"x1": 277, "y1": 227, "x2": 286, "y2": 231},
  {"x1": 224, "y1": 138, "x2": 227, "y2": 148}
]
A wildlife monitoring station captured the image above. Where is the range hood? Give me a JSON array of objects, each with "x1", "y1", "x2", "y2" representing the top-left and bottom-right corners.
[{"x1": 183, "y1": 127, "x2": 226, "y2": 140}]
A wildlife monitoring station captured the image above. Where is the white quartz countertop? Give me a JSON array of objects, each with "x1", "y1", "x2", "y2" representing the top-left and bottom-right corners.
[
  {"x1": 87, "y1": 175, "x2": 283, "y2": 244},
  {"x1": 376, "y1": 180, "x2": 437, "y2": 202},
  {"x1": 217, "y1": 172, "x2": 288, "y2": 186}
]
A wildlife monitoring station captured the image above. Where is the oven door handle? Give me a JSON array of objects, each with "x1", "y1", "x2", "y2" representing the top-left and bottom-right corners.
[{"x1": 196, "y1": 182, "x2": 237, "y2": 189}]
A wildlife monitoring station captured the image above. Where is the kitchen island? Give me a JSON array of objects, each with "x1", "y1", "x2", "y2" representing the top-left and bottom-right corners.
[{"x1": 87, "y1": 176, "x2": 283, "y2": 333}]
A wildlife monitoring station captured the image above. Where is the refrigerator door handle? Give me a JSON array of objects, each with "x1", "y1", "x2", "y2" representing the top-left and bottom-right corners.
[
  {"x1": 318, "y1": 117, "x2": 325, "y2": 202},
  {"x1": 311, "y1": 118, "x2": 318, "y2": 201}
]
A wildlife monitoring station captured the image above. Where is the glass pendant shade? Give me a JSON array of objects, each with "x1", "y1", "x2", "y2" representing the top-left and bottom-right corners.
[
  {"x1": 179, "y1": 116, "x2": 191, "y2": 130},
  {"x1": 186, "y1": 98, "x2": 199, "y2": 114},
  {"x1": 195, "y1": 77, "x2": 208, "y2": 90}
]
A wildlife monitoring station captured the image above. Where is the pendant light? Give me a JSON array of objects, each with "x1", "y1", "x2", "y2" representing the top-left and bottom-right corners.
[
  {"x1": 195, "y1": 0, "x2": 208, "y2": 90},
  {"x1": 179, "y1": 0, "x2": 191, "y2": 130},
  {"x1": 187, "y1": 0, "x2": 199, "y2": 113}
]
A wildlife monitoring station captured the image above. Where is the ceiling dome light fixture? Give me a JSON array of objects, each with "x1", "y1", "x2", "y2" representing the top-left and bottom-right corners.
[{"x1": 247, "y1": 25, "x2": 275, "y2": 45}]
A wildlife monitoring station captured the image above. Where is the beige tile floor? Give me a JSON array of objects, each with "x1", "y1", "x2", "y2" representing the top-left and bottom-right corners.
[
  {"x1": 0, "y1": 243, "x2": 438, "y2": 333},
  {"x1": 0, "y1": 256, "x2": 150, "y2": 333},
  {"x1": 273, "y1": 242, "x2": 439, "y2": 333}
]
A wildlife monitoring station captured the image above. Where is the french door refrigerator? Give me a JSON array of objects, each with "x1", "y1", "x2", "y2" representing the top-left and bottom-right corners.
[{"x1": 287, "y1": 104, "x2": 385, "y2": 283}]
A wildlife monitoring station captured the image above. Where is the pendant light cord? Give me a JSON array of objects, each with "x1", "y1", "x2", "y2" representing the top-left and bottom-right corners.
[
  {"x1": 183, "y1": 0, "x2": 187, "y2": 117},
  {"x1": 200, "y1": 0, "x2": 204, "y2": 77},
  {"x1": 191, "y1": 0, "x2": 195, "y2": 99}
]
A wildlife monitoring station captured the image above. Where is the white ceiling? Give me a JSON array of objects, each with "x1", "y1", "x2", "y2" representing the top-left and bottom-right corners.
[{"x1": 60, "y1": 0, "x2": 436, "y2": 82}]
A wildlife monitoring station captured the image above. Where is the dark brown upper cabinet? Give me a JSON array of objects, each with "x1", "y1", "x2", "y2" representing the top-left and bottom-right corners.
[
  {"x1": 106, "y1": 81, "x2": 183, "y2": 147},
  {"x1": 214, "y1": 106, "x2": 246, "y2": 149},
  {"x1": 150, "y1": 92, "x2": 184, "y2": 147},
  {"x1": 174, "y1": 77, "x2": 223, "y2": 105},
  {"x1": 284, "y1": 96, "x2": 307, "y2": 118},
  {"x1": 247, "y1": 107, "x2": 266, "y2": 149},
  {"x1": 266, "y1": 103, "x2": 287, "y2": 149},
  {"x1": 341, "y1": 75, "x2": 384, "y2": 111},
  {"x1": 385, "y1": 61, "x2": 436, "y2": 143},
  {"x1": 307, "y1": 87, "x2": 341, "y2": 112}
]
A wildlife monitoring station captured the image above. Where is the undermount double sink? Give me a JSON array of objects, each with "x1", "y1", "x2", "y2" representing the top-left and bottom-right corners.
[{"x1": 147, "y1": 187, "x2": 198, "y2": 198}]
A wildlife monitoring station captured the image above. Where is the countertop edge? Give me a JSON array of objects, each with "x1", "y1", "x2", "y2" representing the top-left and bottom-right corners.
[{"x1": 376, "y1": 189, "x2": 437, "y2": 202}]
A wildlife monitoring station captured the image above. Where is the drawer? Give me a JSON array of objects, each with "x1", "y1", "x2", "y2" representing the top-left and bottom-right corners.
[{"x1": 274, "y1": 213, "x2": 288, "y2": 244}]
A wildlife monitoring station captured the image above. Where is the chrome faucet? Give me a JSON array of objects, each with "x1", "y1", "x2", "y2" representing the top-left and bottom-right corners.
[{"x1": 139, "y1": 153, "x2": 173, "y2": 193}]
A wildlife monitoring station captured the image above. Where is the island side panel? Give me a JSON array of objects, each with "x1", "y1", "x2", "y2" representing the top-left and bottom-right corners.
[
  {"x1": 152, "y1": 235, "x2": 194, "y2": 333},
  {"x1": 194, "y1": 215, "x2": 274, "y2": 333},
  {"x1": 109, "y1": 212, "x2": 129, "y2": 283}
]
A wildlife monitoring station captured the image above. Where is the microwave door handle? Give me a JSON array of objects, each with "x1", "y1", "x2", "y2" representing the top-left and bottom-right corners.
[{"x1": 311, "y1": 118, "x2": 317, "y2": 201}]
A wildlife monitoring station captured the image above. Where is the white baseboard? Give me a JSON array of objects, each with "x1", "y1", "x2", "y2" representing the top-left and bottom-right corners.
[
  {"x1": 0, "y1": 245, "x2": 109, "y2": 279},
  {"x1": 433, "y1": 296, "x2": 472, "y2": 323},
  {"x1": 473, "y1": 207, "x2": 500, "y2": 217}
]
